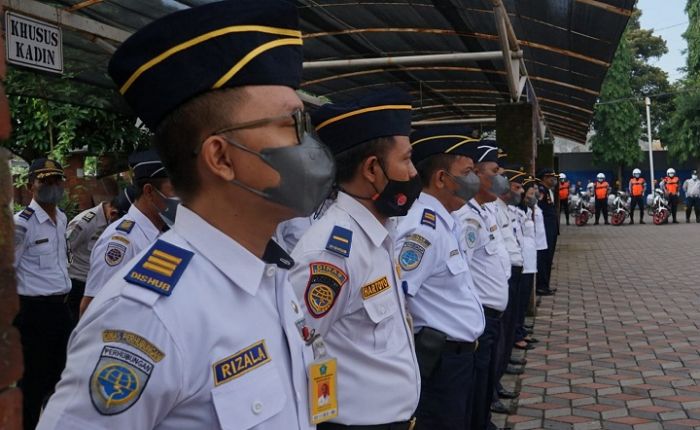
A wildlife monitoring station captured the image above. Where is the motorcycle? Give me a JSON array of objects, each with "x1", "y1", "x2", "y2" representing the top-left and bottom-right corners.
[
  {"x1": 609, "y1": 191, "x2": 630, "y2": 226},
  {"x1": 647, "y1": 188, "x2": 670, "y2": 225},
  {"x1": 571, "y1": 192, "x2": 593, "y2": 226}
]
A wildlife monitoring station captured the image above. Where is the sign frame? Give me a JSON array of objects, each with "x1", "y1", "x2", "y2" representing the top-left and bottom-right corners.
[{"x1": 5, "y1": 10, "x2": 63, "y2": 74}]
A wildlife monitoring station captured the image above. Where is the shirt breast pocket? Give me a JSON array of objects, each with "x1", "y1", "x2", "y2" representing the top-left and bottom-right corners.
[
  {"x1": 485, "y1": 238, "x2": 499, "y2": 256},
  {"x1": 446, "y1": 255, "x2": 467, "y2": 275},
  {"x1": 26, "y1": 240, "x2": 54, "y2": 268},
  {"x1": 362, "y1": 292, "x2": 400, "y2": 352},
  {"x1": 212, "y1": 363, "x2": 288, "y2": 430}
]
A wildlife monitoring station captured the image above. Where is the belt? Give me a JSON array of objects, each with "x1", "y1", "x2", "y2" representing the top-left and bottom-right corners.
[
  {"x1": 444, "y1": 340, "x2": 478, "y2": 353},
  {"x1": 483, "y1": 306, "x2": 503, "y2": 319},
  {"x1": 19, "y1": 294, "x2": 68, "y2": 304},
  {"x1": 319, "y1": 418, "x2": 416, "y2": 430}
]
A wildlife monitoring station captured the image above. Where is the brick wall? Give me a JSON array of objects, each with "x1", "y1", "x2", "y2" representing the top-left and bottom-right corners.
[{"x1": 0, "y1": 29, "x2": 22, "y2": 429}]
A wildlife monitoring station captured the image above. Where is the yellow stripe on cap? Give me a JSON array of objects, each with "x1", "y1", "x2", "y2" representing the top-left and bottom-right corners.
[
  {"x1": 315, "y1": 105, "x2": 412, "y2": 131},
  {"x1": 212, "y1": 38, "x2": 302, "y2": 89},
  {"x1": 120, "y1": 25, "x2": 302, "y2": 94}
]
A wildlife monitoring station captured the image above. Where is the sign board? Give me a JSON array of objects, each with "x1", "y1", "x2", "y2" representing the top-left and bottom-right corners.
[{"x1": 5, "y1": 11, "x2": 63, "y2": 74}]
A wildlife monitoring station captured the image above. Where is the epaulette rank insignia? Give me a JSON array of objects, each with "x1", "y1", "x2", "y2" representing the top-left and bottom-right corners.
[
  {"x1": 82, "y1": 211, "x2": 96, "y2": 223},
  {"x1": 325, "y1": 226, "x2": 353, "y2": 258},
  {"x1": 116, "y1": 219, "x2": 135, "y2": 234},
  {"x1": 19, "y1": 207, "x2": 35, "y2": 221},
  {"x1": 124, "y1": 240, "x2": 193, "y2": 296},
  {"x1": 421, "y1": 209, "x2": 437, "y2": 229}
]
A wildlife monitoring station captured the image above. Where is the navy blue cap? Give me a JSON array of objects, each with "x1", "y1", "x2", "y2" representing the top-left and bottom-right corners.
[
  {"x1": 473, "y1": 139, "x2": 501, "y2": 164},
  {"x1": 537, "y1": 168, "x2": 557, "y2": 178},
  {"x1": 129, "y1": 150, "x2": 168, "y2": 181},
  {"x1": 108, "y1": 0, "x2": 303, "y2": 130},
  {"x1": 410, "y1": 125, "x2": 482, "y2": 163},
  {"x1": 28, "y1": 158, "x2": 65, "y2": 181},
  {"x1": 503, "y1": 169, "x2": 528, "y2": 184},
  {"x1": 311, "y1": 88, "x2": 413, "y2": 155}
]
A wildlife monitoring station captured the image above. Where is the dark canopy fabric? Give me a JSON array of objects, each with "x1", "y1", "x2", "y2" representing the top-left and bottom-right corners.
[{"x1": 34, "y1": 0, "x2": 633, "y2": 142}]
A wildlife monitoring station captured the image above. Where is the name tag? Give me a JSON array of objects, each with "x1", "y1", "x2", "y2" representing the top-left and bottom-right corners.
[{"x1": 35, "y1": 238, "x2": 49, "y2": 244}]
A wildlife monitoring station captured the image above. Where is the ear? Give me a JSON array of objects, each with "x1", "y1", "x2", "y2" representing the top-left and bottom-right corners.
[
  {"x1": 200, "y1": 135, "x2": 236, "y2": 182},
  {"x1": 360, "y1": 155, "x2": 380, "y2": 184},
  {"x1": 433, "y1": 169, "x2": 446, "y2": 189}
]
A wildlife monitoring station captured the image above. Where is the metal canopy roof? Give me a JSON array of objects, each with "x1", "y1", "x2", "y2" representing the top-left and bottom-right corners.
[{"x1": 4, "y1": 0, "x2": 635, "y2": 143}]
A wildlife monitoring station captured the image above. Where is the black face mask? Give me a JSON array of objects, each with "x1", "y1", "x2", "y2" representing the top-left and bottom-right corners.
[{"x1": 371, "y1": 163, "x2": 422, "y2": 217}]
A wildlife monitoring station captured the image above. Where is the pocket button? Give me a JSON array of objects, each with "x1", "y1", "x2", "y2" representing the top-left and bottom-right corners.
[{"x1": 252, "y1": 400, "x2": 264, "y2": 415}]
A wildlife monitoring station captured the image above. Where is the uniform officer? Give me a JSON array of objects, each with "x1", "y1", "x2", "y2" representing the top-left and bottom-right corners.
[
  {"x1": 66, "y1": 198, "x2": 120, "y2": 322},
  {"x1": 558, "y1": 173, "x2": 571, "y2": 225},
  {"x1": 393, "y1": 126, "x2": 484, "y2": 430},
  {"x1": 80, "y1": 150, "x2": 174, "y2": 315},
  {"x1": 37, "y1": 2, "x2": 335, "y2": 429},
  {"x1": 492, "y1": 169, "x2": 527, "y2": 410},
  {"x1": 513, "y1": 177, "x2": 538, "y2": 352},
  {"x1": 13, "y1": 158, "x2": 72, "y2": 430},
  {"x1": 536, "y1": 169, "x2": 558, "y2": 296},
  {"x1": 288, "y1": 88, "x2": 421, "y2": 429},
  {"x1": 683, "y1": 170, "x2": 700, "y2": 223},
  {"x1": 628, "y1": 168, "x2": 646, "y2": 224},
  {"x1": 593, "y1": 173, "x2": 610, "y2": 225},
  {"x1": 454, "y1": 142, "x2": 511, "y2": 430},
  {"x1": 661, "y1": 168, "x2": 681, "y2": 223}
]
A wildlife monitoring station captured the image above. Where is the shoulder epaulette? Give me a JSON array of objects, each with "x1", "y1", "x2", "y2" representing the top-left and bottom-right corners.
[
  {"x1": 325, "y1": 226, "x2": 353, "y2": 258},
  {"x1": 18, "y1": 207, "x2": 35, "y2": 221},
  {"x1": 82, "y1": 211, "x2": 96, "y2": 223},
  {"x1": 124, "y1": 240, "x2": 194, "y2": 296},
  {"x1": 116, "y1": 219, "x2": 135, "y2": 234},
  {"x1": 420, "y1": 209, "x2": 437, "y2": 229}
]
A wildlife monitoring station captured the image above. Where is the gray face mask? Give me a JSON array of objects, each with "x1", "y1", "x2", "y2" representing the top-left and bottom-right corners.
[
  {"x1": 489, "y1": 174, "x2": 510, "y2": 196},
  {"x1": 154, "y1": 189, "x2": 180, "y2": 228},
  {"x1": 447, "y1": 171, "x2": 480, "y2": 201},
  {"x1": 526, "y1": 195, "x2": 537, "y2": 208},
  {"x1": 36, "y1": 184, "x2": 64, "y2": 205},
  {"x1": 508, "y1": 191, "x2": 522, "y2": 206},
  {"x1": 224, "y1": 133, "x2": 336, "y2": 217}
]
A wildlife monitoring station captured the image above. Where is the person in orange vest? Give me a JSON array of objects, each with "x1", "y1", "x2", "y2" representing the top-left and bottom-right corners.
[
  {"x1": 628, "y1": 168, "x2": 647, "y2": 224},
  {"x1": 594, "y1": 173, "x2": 610, "y2": 225},
  {"x1": 558, "y1": 172, "x2": 571, "y2": 225},
  {"x1": 661, "y1": 168, "x2": 681, "y2": 223}
]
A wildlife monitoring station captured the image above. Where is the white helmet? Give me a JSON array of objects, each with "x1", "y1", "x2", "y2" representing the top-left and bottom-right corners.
[
  {"x1": 597, "y1": 173, "x2": 605, "y2": 181},
  {"x1": 559, "y1": 172, "x2": 567, "y2": 180},
  {"x1": 667, "y1": 168, "x2": 676, "y2": 177},
  {"x1": 632, "y1": 168, "x2": 641, "y2": 177}
]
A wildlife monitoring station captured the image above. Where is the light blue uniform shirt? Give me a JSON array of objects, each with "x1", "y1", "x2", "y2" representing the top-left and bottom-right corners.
[{"x1": 395, "y1": 193, "x2": 485, "y2": 342}]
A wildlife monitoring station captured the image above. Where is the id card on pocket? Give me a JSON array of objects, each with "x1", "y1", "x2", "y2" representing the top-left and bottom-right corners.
[{"x1": 308, "y1": 357, "x2": 338, "y2": 424}]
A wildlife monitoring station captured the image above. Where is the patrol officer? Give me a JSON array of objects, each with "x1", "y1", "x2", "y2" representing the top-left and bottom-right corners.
[
  {"x1": 288, "y1": 88, "x2": 421, "y2": 429},
  {"x1": 37, "y1": 2, "x2": 334, "y2": 429},
  {"x1": 536, "y1": 169, "x2": 558, "y2": 296},
  {"x1": 661, "y1": 168, "x2": 681, "y2": 223},
  {"x1": 13, "y1": 158, "x2": 72, "y2": 430},
  {"x1": 628, "y1": 168, "x2": 646, "y2": 224},
  {"x1": 593, "y1": 173, "x2": 610, "y2": 225},
  {"x1": 66, "y1": 198, "x2": 120, "y2": 322},
  {"x1": 558, "y1": 172, "x2": 571, "y2": 225},
  {"x1": 683, "y1": 170, "x2": 700, "y2": 223},
  {"x1": 513, "y1": 177, "x2": 538, "y2": 353},
  {"x1": 393, "y1": 125, "x2": 484, "y2": 430},
  {"x1": 454, "y1": 142, "x2": 511, "y2": 430},
  {"x1": 492, "y1": 169, "x2": 527, "y2": 410},
  {"x1": 79, "y1": 150, "x2": 174, "y2": 316}
]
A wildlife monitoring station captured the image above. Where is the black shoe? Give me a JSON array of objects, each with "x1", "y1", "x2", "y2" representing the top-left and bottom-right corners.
[
  {"x1": 505, "y1": 364, "x2": 524, "y2": 375},
  {"x1": 536, "y1": 289, "x2": 555, "y2": 296},
  {"x1": 594, "y1": 221, "x2": 599, "y2": 225},
  {"x1": 604, "y1": 221, "x2": 610, "y2": 225},
  {"x1": 640, "y1": 220, "x2": 645, "y2": 224},
  {"x1": 498, "y1": 389, "x2": 520, "y2": 399},
  {"x1": 525, "y1": 328, "x2": 534, "y2": 335},
  {"x1": 510, "y1": 357, "x2": 527, "y2": 365},
  {"x1": 514, "y1": 342, "x2": 535, "y2": 351},
  {"x1": 524, "y1": 337, "x2": 539, "y2": 344},
  {"x1": 673, "y1": 220, "x2": 679, "y2": 223},
  {"x1": 491, "y1": 400, "x2": 512, "y2": 414},
  {"x1": 629, "y1": 219, "x2": 634, "y2": 224},
  {"x1": 687, "y1": 219, "x2": 691, "y2": 223}
]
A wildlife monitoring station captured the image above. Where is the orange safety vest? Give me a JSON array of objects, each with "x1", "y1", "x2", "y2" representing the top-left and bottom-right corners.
[
  {"x1": 595, "y1": 181, "x2": 609, "y2": 200},
  {"x1": 559, "y1": 181, "x2": 570, "y2": 200},
  {"x1": 629, "y1": 177, "x2": 645, "y2": 197},
  {"x1": 664, "y1": 176, "x2": 680, "y2": 195}
]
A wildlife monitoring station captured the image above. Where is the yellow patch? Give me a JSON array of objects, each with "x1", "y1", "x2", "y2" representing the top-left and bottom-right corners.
[
  {"x1": 102, "y1": 330, "x2": 165, "y2": 362},
  {"x1": 111, "y1": 235, "x2": 130, "y2": 245},
  {"x1": 213, "y1": 340, "x2": 271, "y2": 386},
  {"x1": 361, "y1": 276, "x2": 391, "y2": 300}
]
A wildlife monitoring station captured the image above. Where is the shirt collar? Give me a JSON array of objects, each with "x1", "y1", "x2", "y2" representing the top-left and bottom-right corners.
[
  {"x1": 335, "y1": 191, "x2": 388, "y2": 248},
  {"x1": 127, "y1": 205, "x2": 160, "y2": 241},
  {"x1": 418, "y1": 192, "x2": 454, "y2": 230},
  {"x1": 29, "y1": 199, "x2": 51, "y2": 224},
  {"x1": 172, "y1": 205, "x2": 268, "y2": 296},
  {"x1": 93, "y1": 202, "x2": 107, "y2": 226}
]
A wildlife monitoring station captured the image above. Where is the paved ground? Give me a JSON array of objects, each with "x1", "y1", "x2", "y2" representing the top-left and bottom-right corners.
[{"x1": 496, "y1": 220, "x2": 700, "y2": 430}]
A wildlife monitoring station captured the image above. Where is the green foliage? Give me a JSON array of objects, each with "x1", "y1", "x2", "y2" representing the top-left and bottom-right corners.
[
  {"x1": 591, "y1": 37, "x2": 642, "y2": 167},
  {"x1": 2, "y1": 68, "x2": 150, "y2": 164},
  {"x1": 665, "y1": 0, "x2": 700, "y2": 162}
]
